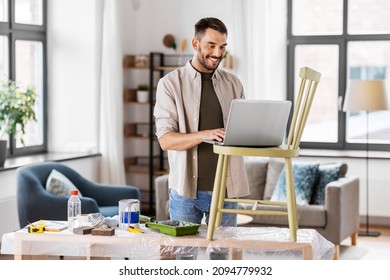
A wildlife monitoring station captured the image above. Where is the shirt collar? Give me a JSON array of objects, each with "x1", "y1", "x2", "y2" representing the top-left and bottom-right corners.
[{"x1": 186, "y1": 60, "x2": 221, "y2": 81}]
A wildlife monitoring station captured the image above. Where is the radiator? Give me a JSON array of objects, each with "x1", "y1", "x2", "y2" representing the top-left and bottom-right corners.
[{"x1": 359, "y1": 159, "x2": 390, "y2": 225}]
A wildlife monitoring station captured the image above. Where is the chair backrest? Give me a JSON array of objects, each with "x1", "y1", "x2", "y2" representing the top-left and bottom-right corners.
[
  {"x1": 17, "y1": 161, "x2": 80, "y2": 187},
  {"x1": 16, "y1": 162, "x2": 69, "y2": 227},
  {"x1": 286, "y1": 67, "x2": 321, "y2": 150}
]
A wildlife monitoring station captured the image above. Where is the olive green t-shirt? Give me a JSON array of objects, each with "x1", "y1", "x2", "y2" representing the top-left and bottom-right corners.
[{"x1": 197, "y1": 72, "x2": 223, "y2": 191}]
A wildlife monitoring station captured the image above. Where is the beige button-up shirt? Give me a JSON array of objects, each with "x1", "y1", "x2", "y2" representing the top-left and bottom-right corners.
[{"x1": 154, "y1": 61, "x2": 249, "y2": 199}]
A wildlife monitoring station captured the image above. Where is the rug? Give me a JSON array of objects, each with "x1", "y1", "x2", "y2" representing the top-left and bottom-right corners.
[{"x1": 339, "y1": 245, "x2": 369, "y2": 260}]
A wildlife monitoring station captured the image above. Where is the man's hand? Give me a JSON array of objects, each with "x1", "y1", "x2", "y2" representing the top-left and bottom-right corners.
[
  {"x1": 202, "y1": 128, "x2": 225, "y2": 142},
  {"x1": 159, "y1": 128, "x2": 225, "y2": 151}
]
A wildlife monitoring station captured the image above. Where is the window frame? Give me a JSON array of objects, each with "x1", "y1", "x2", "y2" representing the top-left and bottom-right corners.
[
  {"x1": 0, "y1": 0, "x2": 47, "y2": 157},
  {"x1": 287, "y1": 0, "x2": 390, "y2": 151}
]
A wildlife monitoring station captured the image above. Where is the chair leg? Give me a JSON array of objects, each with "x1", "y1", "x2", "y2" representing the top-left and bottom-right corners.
[
  {"x1": 207, "y1": 154, "x2": 225, "y2": 240},
  {"x1": 285, "y1": 157, "x2": 298, "y2": 242},
  {"x1": 215, "y1": 155, "x2": 229, "y2": 227}
]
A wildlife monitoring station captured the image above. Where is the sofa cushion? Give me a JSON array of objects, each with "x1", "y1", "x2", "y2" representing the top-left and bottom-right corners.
[
  {"x1": 263, "y1": 159, "x2": 284, "y2": 200},
  {"x1": 270, "y1": 162, "x2": 319, "y2": 205},
  {"x1": 311, "y1": 163, "x2": 343, "y2": 205},
  {"x1": 244, "y1": 158, "x2": 268, "y2": 199},
  {"x1": 338, "y1": 162, "x2": 348, "y2": 178}
]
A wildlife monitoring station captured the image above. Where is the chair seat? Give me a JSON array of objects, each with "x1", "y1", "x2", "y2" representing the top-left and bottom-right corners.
[{"x1": 213, "y1": 144, "x2": 300, "y2": 158}]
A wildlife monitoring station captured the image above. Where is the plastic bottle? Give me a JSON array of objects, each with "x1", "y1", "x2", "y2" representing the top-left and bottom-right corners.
[{"x1": 67, "y1": 189, "x2": 81, "y2": 230}]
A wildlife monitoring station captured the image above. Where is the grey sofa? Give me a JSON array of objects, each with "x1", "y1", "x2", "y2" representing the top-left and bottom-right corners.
[{"x1": 154, "y1": 157, "x2": 360, "y2": 259}]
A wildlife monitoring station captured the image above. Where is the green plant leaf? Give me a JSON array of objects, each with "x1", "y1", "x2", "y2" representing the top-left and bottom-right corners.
[{"x1": 0, "y1": 79, "x2": 37, "y2": 145}]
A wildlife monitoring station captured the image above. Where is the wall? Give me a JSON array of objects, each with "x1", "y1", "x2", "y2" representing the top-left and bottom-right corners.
[
  {"x1": 122, "y1": 0, "x2": 235, "y2": 56},
  {"x1": 0, "y1": 156, "x2": 100, "y2": 238},
  {"x1": 121, "y1": 0, "x2": 239, "y2": 89}
]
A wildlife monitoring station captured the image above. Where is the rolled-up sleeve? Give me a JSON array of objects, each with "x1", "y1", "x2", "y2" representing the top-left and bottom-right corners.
[{"x1": 154, "y1": 78, "x2": 178, "y2": 139}]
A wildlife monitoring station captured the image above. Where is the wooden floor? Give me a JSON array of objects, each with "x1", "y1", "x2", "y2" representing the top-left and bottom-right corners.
[
  {"x1": 1, "y1": 225, "x2": 390, "y2": 260},
  {"x1": 341, "y1": 224, "x2": 390, "y2": 260}
]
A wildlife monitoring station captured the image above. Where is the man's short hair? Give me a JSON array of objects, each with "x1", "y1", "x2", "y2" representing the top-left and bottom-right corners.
[{"x1": 194, "y1": 17, "x2": 228, "y2": 38}]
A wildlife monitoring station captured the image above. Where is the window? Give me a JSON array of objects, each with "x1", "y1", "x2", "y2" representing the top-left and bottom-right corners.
[
  {"x1": 288, "y1": 0, "x2": 390, "y2": 151},
  {"x1": 0, "y1": 0, "x2": 46, "y2": 156}
]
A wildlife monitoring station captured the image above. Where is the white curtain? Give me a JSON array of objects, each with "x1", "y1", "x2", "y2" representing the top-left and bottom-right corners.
[
  {"x1": 98, "y1": 0, "x2": 126, "y2": 185},
  {"x1": 229, "y1": 0, "x2": 287, "y2": 101}
]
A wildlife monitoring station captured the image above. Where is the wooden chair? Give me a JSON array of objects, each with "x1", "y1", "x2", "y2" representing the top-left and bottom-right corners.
[{"x1": 207, "y1": 67, "x2": 321, "y2": 241}]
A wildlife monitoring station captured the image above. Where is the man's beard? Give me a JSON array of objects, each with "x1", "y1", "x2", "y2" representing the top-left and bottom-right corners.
[{"x1": 196, "y1": 50, "x2": 222, "y2": 71}]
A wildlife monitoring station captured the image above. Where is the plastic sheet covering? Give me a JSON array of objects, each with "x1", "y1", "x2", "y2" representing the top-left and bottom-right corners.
[
  {"x1": 1, "y1": 225, "x2": 334, "y2": 260},
  {"x1": 159, "y1": 227, "x2": 334, "y2": 260}
]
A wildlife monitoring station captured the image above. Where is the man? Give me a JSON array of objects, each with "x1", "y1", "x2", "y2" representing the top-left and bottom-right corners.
[{"x1": 154, "y1": 17, "x2": 249, "y2": 227}]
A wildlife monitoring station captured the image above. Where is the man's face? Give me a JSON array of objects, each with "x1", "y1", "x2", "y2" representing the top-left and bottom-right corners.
[{"x1": 192, "y1": 28, "x2": 227, "y2": 73}]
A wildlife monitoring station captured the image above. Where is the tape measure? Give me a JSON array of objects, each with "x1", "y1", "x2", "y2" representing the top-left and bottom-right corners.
[{"x1": 28, "y1": 225, "x2": 45, "y2": 233}]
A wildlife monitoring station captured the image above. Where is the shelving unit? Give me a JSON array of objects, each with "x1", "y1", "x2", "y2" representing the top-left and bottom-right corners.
[{"x1": 123, "y1": 52, "x2": 192, "y2": 215}]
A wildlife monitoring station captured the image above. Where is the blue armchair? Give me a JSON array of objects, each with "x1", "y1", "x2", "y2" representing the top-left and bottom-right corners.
[{"x1": 16, "y1": 161, "x2": 141, "y2": 228}]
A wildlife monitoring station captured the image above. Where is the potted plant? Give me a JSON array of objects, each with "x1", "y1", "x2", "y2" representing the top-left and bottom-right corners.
[
  {"x1": 0, "y1": 79, "x2": 37, "y2": 167},
  {"x1": 136, "y1": 84, "x2": 149, "y2": 103}
]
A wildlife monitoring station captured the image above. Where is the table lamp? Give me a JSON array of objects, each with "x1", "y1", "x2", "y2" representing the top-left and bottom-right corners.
[{"x1": 343, "y1": 79, "x2": 388, "y2": 237}]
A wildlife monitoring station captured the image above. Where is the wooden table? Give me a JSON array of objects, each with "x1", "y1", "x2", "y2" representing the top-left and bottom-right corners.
[{"x1": 1, "y1": 225, "x2": 334, "y2": 260}]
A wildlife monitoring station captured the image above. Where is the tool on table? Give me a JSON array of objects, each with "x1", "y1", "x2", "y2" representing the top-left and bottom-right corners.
[
  {"x1": 128, "y1": 226, "x2": 144, "y2": 234},
  {"x1": 28, "y1": 224, "x2": 45, "y2": 233},
  {"x1": 145, "y1": 220, "x2": 200, "y2": 236},
  {"x1": 139, "y1": 215, "x2": 155, "y2": 223}
]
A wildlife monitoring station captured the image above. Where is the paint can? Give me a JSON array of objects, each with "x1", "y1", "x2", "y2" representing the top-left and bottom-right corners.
[{"x1": 119, "y1": 199, "x2": 140, "y2": 230}]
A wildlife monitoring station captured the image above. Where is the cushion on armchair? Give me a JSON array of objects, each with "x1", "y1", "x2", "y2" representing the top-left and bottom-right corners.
[{"x1": 46, "y1": 169, "x2": 83, "y2": 197}]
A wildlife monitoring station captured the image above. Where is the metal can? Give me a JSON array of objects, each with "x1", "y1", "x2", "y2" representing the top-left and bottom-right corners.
[{"x1": 119, "y1": 199, "x2": 140, "y2": 230}]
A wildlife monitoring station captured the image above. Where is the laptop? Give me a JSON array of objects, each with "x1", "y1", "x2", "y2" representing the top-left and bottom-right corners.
[{"x1": 203, "y1": 99, "x2": 292, "y2": 147}]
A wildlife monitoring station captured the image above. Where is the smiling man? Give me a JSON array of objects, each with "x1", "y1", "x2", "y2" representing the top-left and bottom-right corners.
[{"x1": 154, "y1": 17, "x2": 249, "y2": 230}]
